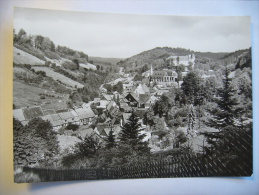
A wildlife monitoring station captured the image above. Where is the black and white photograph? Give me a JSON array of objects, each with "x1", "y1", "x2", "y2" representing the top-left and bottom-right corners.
[{"x1": 13, "y1": 7, "x2": 252, "y2": 183}]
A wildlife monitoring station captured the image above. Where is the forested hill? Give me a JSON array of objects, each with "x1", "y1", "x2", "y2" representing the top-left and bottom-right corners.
[
  {"x1": 13, "y1": 28, "x2": 89, "y2": 65},
  {"x1": 89, "y1": 56, "x2": 123, "y2": 66},
  {"x1": 117, "y1": 47, "x2": 250, "y2": 72}
]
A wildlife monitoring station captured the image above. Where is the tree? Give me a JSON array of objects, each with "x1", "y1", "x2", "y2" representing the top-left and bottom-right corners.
[
  {"x1": 50, "y1": 41, "x2": 55, "y2": 52},
  {"x1": 105, "y1": 129, "x2": 116, "y2": 149},
  {"x1": 35, "y1": 35, "x2": 44, "y2": 49},
  {"x1": 113, "y1": 81, "x2": 123, "y2": 94},
  {"x1": 153, "y1": 94, "x2": 172, "y2": 117},
  {"x1": 74, "y1": 136, "x2": 102, "y2": 157},
  {"x1": 207, "y1": 68, "x2": 238, "y2": 129},
  {"x1": 72, "y1": 59, "x2": 80, "y2": 70},
  {"x1": 133, "y1": 73, "x2": 143, "y2": 81},
  {"x1": 62, "y1": 61, "x2": 78, "y2": 71},
  {"x1": 181, "y1": 71, "x2": 204, "y2": 105},
  {"x1": 14, "y1": 117, "x2": 59, "y2": 166},
  {"x1": 118, "y1": 113, "x2": 149, "y2": 153}
]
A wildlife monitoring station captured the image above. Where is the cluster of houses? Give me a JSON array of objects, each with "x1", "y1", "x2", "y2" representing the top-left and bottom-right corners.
[
  {"x1": 14, "y1": 54, "x2": 198, "y2": 153},
  {"x1": 142, "y1": 54, "x2": 196, "y2": 86},
  {"x1": 13, "y1": 103, "x2": 96, "y2": 131}
]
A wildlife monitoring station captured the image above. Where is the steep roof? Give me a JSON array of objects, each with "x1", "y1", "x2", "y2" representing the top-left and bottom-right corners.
[
  {"x1": 126, "y1": 92, "x2": 139, "y2": 102},
  {"x1": 97, "y1": 100, "x2": 110, "y2": 109},
  {"x1": 43, "y1": 109, "x2": 56, "y2": 115},
  {"x1": 84, "y1": 107, "x2": 95, "y2": 118},
  {"x1": 58, "y1": 111, "x2": 74, "y2": 120},
  {"x1": 141, "y1": 83, "x2": 150, "y2": 93},
  {"x1": 73, "y1": 108, "x2": 95, "y2": 120},
  {"x1": 102, "y1": 94, "x2": 113, "y2": 101},
  {"x1": 99, "y1": 128, "x2": 110, "y2": 137},
  {"x1": 139, "y1": 94, "x2": 150, "y2": 104},
  {"x1": 50, "y1": 113, "x2": 62, "y2": 121},
  {"x1": 78, "y1": 127, "x2": 95, "y2": 138},
  {"x1": 41, "y1": 114, "x2": 63, "y2": 127}
]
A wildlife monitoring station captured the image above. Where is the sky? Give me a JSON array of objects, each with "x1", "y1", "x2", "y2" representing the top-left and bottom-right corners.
[{"x1": 14, "y1": 7, "x2": 251, "y2": 58}]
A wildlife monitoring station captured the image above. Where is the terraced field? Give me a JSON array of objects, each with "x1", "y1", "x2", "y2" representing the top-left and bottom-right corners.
[{"x1": 32, "y1": 66, "x2": 84, "y2": 88}]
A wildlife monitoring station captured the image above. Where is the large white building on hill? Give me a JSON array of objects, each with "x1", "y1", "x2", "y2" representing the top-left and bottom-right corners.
[{"x1": 166, "y1": 54, "x2": 195, "y2": 71}]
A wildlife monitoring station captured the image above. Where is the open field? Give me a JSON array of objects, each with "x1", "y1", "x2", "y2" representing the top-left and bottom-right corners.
[
  {"x1": 13, "y1": 47, "x2": 45, "y2": 65},
  {"x1": 13, "y1": 80, "x2": 69, "y2": 110},
  {"x1": 32, "y1": 66, "x2": 84, "y2": 88}
]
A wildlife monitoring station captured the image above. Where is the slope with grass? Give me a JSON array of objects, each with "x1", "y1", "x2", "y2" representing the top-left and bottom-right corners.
[
  {"x1": 32, "y1": 66, "x2": 84, "y2": 89},
  {"x1": 13, "y1": 47, "x2": 45, "y2": 65}
]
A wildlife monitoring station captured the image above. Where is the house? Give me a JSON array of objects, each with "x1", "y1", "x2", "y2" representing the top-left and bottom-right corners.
[
  {"x1": 97, "y1": 100, "x2": 110, "y2": 109},
  {"x1": 125, "y1": 92, "x2": 139, "y2": 107},
  {"x1": 119, "y1": 102, "x2": 132, "y2": 112},
  {"x1": 151, "y1": 69, "x2": 178, "y2": 84},
  {"x1": 41, "y1": 114, "x2": 63, "y2": 131},
  {"x1": 134, "y1": 83, "x2": 150, "y2": 95},
  {"x1": 166, "y1": 54, "x2": 195, "y2": 68},
  {"x1": 95, "y1": 123, "x2": 121, "y2": 138},
  {"x1": 94, "y1": 125, "x2": 109, "y2": 137},
  {"x1": 138, "y1": 94, "x2": 151, "y2": 109},
  {"x1": 106, "y1": 100, "x2": 119, "y2": 118},
  {"x1": 77, "y1": 127, "x2": 96, "y2": 139},
  {"x1": 42, "y1": 109, "x2": 56, "y2": 115},
  {"x1": 58, "y1": 111, "x2": 80, "y2": 126},
  {"x1": 73, "y1": 107, "x2": 96, "y2": 125}
]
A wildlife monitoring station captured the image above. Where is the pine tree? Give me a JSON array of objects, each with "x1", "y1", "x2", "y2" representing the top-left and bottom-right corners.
[
  {"x1": 105, "y1": 129, "x2": 116, "y2": 149},
  {"x1": 208, "y1": 67, "x2": 238, "y2": 130},
  {"x1": 205, "y1": 67, "x2": 240, "y2": 154},
  {"x1": 118, "y1": 113, "x2": 149, "y2": 152}
]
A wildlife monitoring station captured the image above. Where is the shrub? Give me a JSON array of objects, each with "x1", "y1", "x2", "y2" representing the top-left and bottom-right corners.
[
  {"x1": 66, "y1": 123, "x2": 79, "y2": 131},
  {"x1": 44, "y1": 50, "x2": 60, "y2": 60}
]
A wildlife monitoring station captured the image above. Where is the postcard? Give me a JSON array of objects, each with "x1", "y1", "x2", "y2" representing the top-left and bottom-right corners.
[{"x1": 13, "y1": 8, "x2": 252, "y2": 183}]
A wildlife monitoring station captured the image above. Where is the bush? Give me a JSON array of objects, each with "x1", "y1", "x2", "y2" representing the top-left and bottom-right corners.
[
  {"x1": 66, "y1": 123, "x2": 79, "y2": 131},
  {"x1": 44, "y1": 50, "x2": 60, "y2": 60},
  {"x1": 62, "y1": 61, "x2": 78, "y2": 71}
]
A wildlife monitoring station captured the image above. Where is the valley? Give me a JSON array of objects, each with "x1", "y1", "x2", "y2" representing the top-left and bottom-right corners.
[{"x1": 12, "y1": 28, "x2": 252, "y2": 181}]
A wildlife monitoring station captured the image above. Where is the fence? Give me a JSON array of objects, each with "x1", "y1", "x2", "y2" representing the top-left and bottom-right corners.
[{"x1": 23, "y1": 129, "x2": 252, "y2": 181}]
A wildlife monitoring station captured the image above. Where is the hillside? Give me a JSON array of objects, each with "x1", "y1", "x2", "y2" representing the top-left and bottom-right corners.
[
  {"x1": 235, "y1": 48, "x2": 252, "y2": 70},
  {"x1": 117, "y1": 47, "x2": 228, "y2": 72},
  {"x1": 32, "y1": 66, "x2": 84, "y2": 88},
  {"x1": 13, "y1": 47, "x2": 45, "y2": 65},
  {"x1": 89, "y1": 56, "x2": 123, "y2": 66},
  {"x1": 14, "y1": 28, "x2": 90, "y2": 68}
]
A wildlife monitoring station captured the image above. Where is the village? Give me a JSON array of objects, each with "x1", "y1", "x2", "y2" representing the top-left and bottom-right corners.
[
  {"x1": 11, "y1": 8, "x2": 253, "y2": 183},
  {"x1": 13, "y1": 53, "x2": 202, "y2": 157}
]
